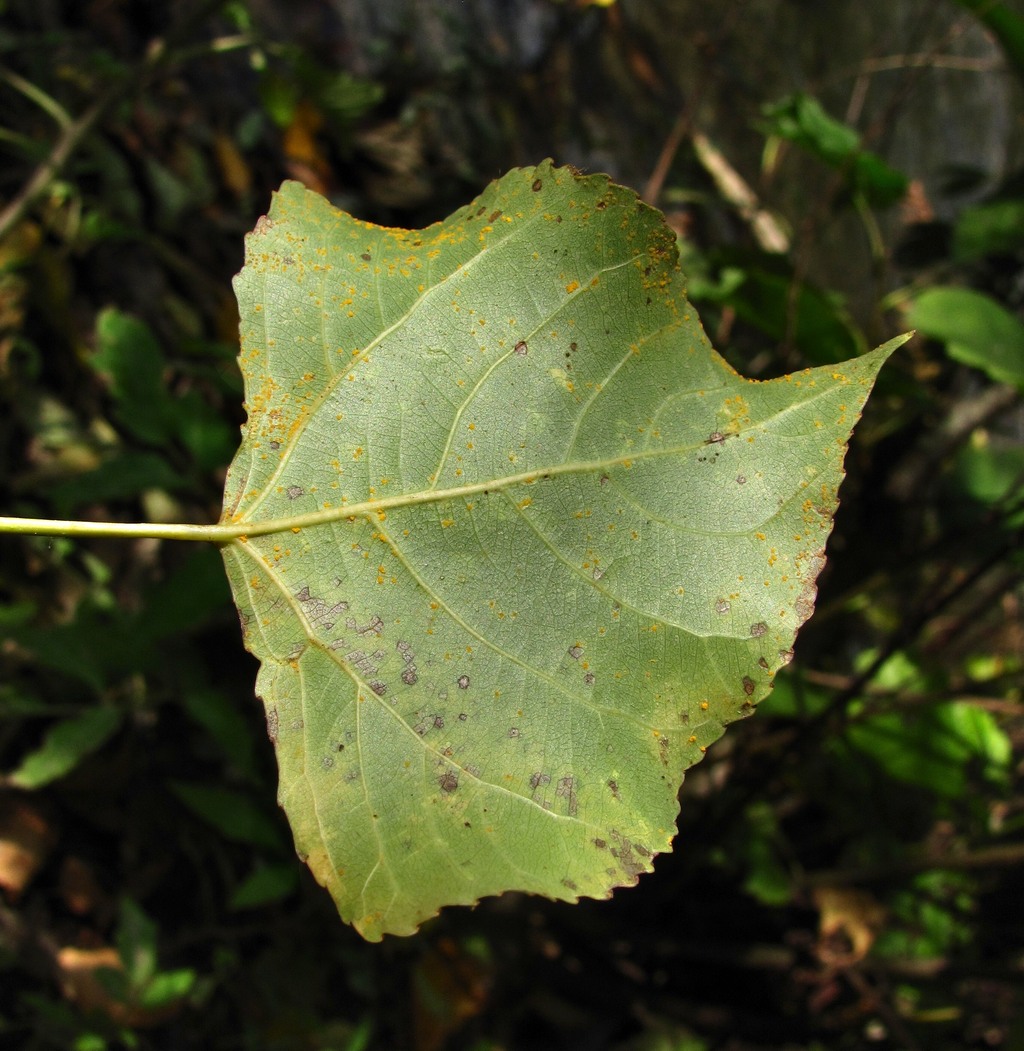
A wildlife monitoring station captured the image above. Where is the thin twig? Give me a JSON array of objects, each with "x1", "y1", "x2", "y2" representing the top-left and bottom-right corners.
[
  {"x1": 802, "y1": 842, "x2": 1024, "y2": 887},
  {"x1": 0, "y1": 0, "x2": 229, "y2": 243}
]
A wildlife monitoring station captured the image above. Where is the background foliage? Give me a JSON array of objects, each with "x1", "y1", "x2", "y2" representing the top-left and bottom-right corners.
[{"x1": 0, "y1": 1, "x2": 1021, "y2": 1049}]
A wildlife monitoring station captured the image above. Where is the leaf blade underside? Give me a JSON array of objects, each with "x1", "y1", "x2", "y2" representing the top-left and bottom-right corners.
[{"x1": 221, "y1": 161, "x2": 900, "y2": 940}]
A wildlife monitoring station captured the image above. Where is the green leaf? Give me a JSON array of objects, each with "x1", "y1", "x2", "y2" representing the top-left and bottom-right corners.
[
  {"x1": 48, "y1": 451, "x2": 187, "y2": 518},
  {"x1": 5, "y1": 707, "x2": 122, "y2": 789},
  {"x1": 90, "y1": 310, "x2": 236, "y2": 464},
  {"x1": 220, "y1": 161, "x2": 901, "y2": 940},
  {"x1": 180, "y1": 685, "x2": 261, "y2": 783},
  {"x1": 170, "y1": 782, "x2": 287, "y2": 851},
  {"x1": 91, "y1": 310, "x2": 173, "y2": 446},
  {"x1": 952, "y1": 198, "x2": 1024, "y2": 262},
  {"x1": 229, "y1": 862, "x2": 300, "y2": 910},
  {"x1": 762, "y1": 94, "x2": 908, "y2": 207},
  {"x1": 115, "y1": 898, "x2": 159, "y2": 989},
  {"x1": 953, "y1": 437, "x2": 1024, "y2": 520},
  {"x1": 953, "y1": 0, "x2": 1024, "y2": 81},
  {"x1": 908, "y1": 287, "x2": 1024, "y2": 389},
  {"x1": 763, "y1": 94, "x2": 859, "y2": 165},
  {"x1": 846, "y1": 700, "x2": 1011, "y2": 798},
  {"x1": 691, "y1": 261, "x2": 863, "y2": 365}
]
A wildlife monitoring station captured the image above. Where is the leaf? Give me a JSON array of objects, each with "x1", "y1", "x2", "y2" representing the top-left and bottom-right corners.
[
  {"x1": 761, "y1": 94, "x2": 908, "y2": 207},
  {"x1": 953, "y1": 0, "x2": 1024, "y2": 81},
  {"x1": 952, "y1": 198, "x2": 1024, "y2": 262},
  {"x1": 908, "y1": 287, "x2": 1024, "y2": 389},
  {"x1": 846, "y1": 701, "x2": 1011, "y2": 799},
  {"x1": 5, "y1": 708, "x2": 122, "y2": 790},
  {"x1": 229, "y1": 862, "x2": 300, "y2": 910},
  {"x1": 220, "y1": 161, "x2": 902, "y2": 940},
  {"x1": 691, "y1": 258, "x2": 863, "y2": 365},
  {"x1": 170, "y1": 782, "x2": 288, "y2": 852}
]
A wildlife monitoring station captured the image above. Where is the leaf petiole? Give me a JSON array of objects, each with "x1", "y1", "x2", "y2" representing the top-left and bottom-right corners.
[{"x1": 0, "y1": 516, "x2": 241, "y2": 543}]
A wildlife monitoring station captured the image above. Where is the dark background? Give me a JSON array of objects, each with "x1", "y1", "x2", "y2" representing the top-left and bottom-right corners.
[{"x1": 1, "y1": 2, "x2": 1022, "y2": 1049}]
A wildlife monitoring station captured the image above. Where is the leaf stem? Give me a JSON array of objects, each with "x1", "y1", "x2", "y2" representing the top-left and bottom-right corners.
[{"x1": 0, "y1": 516, "x2": 243, "y2": 543}]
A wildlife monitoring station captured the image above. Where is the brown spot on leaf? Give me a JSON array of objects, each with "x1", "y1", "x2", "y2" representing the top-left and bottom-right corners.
[
  {"x1": 609, "y1": 830, "x2": 645, "y2": 879},
  {"x1": 556, "y1": 776, "x2": 578, "y2": 816},
  {"x1": 513, "y1": 340, "x2": 528, "y2": 356},
  {"x1": 438, "y1": 772, "x2": 459, "y2": 793}
]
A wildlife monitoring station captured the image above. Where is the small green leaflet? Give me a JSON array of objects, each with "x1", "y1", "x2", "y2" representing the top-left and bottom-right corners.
[{"x1": 221, "y1": 160, "x2": 903, "y2": 940}]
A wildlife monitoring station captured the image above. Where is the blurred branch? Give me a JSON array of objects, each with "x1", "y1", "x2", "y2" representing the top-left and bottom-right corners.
[
  {"x1": 803, "y1": 841, "x2": 1024, "y2": 887},
  {"x1": 859, "y1": 53, "x2": 1002, "y2": 73},
  {"x1": 642, "y1": 108, "x2": 691, "y2": 206},
  {"x1": 0, "y1": 97, "x2": 106, "y2": 242},
  {"x1": 0, "y1": 67, "x2": 73, "y2": 128},
  {"x1": 799, "y1": 672, "x2": 1022, "y2": 716},
  {"x1": 887, "y1": 382, "x2": 1021, "y2": 501},
  {"x1": 691, "y1": 133, "x2": 790, "y2": 253},
  {"x1": 0, "y1": 0, "x2": 229, "y2": 244}
]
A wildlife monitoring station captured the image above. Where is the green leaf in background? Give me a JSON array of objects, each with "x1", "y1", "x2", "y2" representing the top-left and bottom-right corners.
[
  {"x1": 952, "y1": 198, "x2": 1024, "y2": 261},
  {"x1": 4, "y1": 707, "x2": 122, "y2": 789},
  {"x1": 846, "y1": 700, "x2": 1011, "y2": 799},
  {"x1": 91, "y1": 309, "x2": 172, "y2": 446},
  {"x1": 220, "y1": 161, "x2": 901, "y2": 940},
  {"x1": 762, "y1": 94, "x2": 909, "y2": 207},
  {"x1": 908, "y1": 287, "x2": 1024, "y2": 389},
  {"x1": 90, "y1": 309, "x2": 236, "y2": 468},
  {"x1": 954, "y1": 436, "x2": 1024, "y2": 523},
  {"x1": 48, "y1": 451, "x2": 187, "y2": 519},
  {"x1": 953, "y1": 0, "x2": 1024, "y2": 81},
  {"x1": 690, "y1": 261, "x2": 863, "y2": 365},
  {"x1": 229, "y1": 862, "x2": 300, "y2": 910},
  {"x1": 107, "y1": 898, "x2": 197, "y2": 1011},
  {"x1": 170, "y1": 782, "x2": 288, "y2": 852}
]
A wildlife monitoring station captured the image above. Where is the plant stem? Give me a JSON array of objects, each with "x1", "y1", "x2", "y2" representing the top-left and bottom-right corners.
[
  {"x1": 0, "y1": 516, "x2": 242, "y2": 543},
  {"x1": 0, "y1": 0, "x2": 230, "y2": 243}
]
